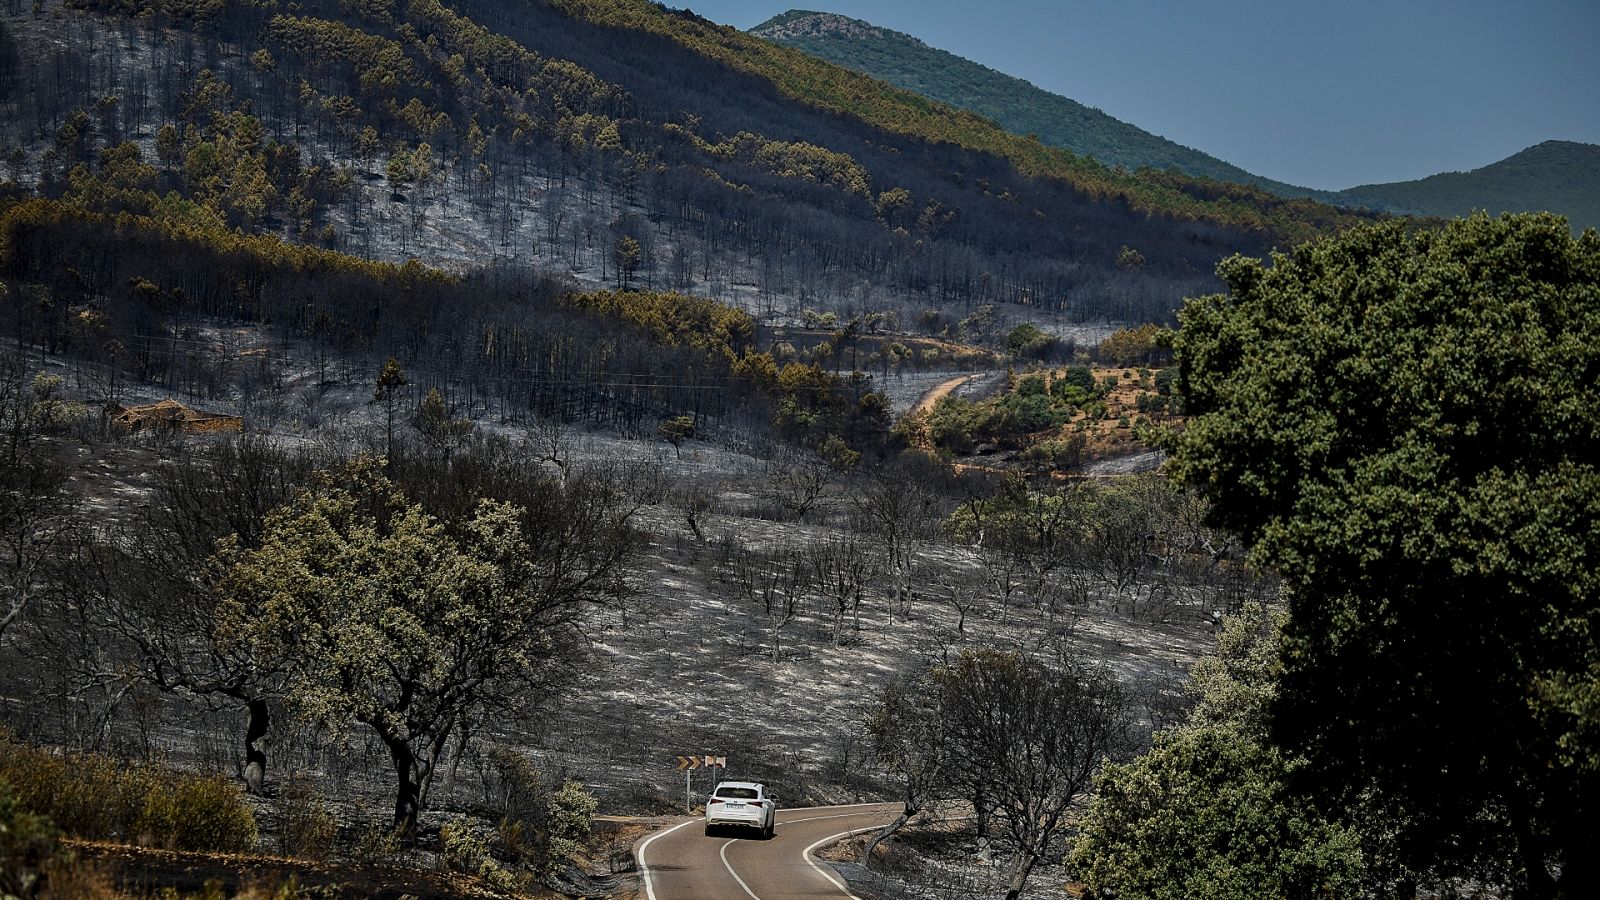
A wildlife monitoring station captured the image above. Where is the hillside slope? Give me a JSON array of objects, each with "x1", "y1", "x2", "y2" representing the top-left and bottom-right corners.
[
  {"x1": 1339, "y1": 140, "x2": 1600, "y2": 231},
  {"x1": 753, "y1": 10, "x2": 1599, "y2": 232},
  {"x1": 749, "y1": 10, "x2": 1343, "y2": 202},
  {"x1": 0, "y1": 0, "x2": 1382, "y2": 332}
]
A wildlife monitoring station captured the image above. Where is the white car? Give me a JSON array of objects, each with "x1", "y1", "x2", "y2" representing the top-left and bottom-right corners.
[{"x1": 704, "y1": 781, "x2": 777, "y2": 839}]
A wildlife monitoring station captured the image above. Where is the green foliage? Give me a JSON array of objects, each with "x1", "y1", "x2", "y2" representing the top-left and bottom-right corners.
[
  {"x1": 685, "y1": 129, "x2": 871, "y2": 196},
  {"x1": 1069, "y1": 605, "x2": 1367, "y2": 899},
  {"x1": 0, "y1": 198, "x2": 446, "y2": 291},
  {"x1": 440, "y1": 816, "x2": 522, "y2": 891},
  {"x1": 217, "y1": 461, "x2": 548, "y2": 730},
  {"x1": 0, "y1": 735, "x2": 257, "y2": 853},
  {"x1": 1004, "y1": 322, "x2": 1053, "y2": 359},
  {"x1": 1072, "y1": 725, "x2": 1364, "y2": 899},
  {"x1": 1052, "y1": 366, "x2": 1098, "y2": 405},
  {"x1": 1169, "y1": 212, "x2": 1600, "y2": 891},
  {"x1": 750, "y1": 11, "x2": 1355, "y2": 204},
  {"x1": 1096, "y1": 323, "x2": 1172, "y2": 367},
  {"x1": 613, "y1": 235, "x2": 642, "y2": 286},
  {"x1": 0, "y1": 775, "x2": 61, "y2": 899},
  {"x1": 919, "y1": 369, "x2": 1093, "y2": 455},
  {"x1": 658, "y1": 414, "x2": 694, "y2": 453},
  {"x1": 373, "y1": 358, "x2": 407, "y2": 402},
  {"x1": 565, "y1": 289, "x2": 755, "y2": 359},
  {"x1": 1019, "y1": 434, "x2": 1086, "y2": 473},
  {"x1": 566, "y1": 289, "x2": 889, "y2": 448},
  {"x1": 542, "y1": 780, "x2": 597, "y2": 878},
  {"x1": 214, "y1": 459, "x2": 616, "y2": 832},
  {"x1": 818, "y1": 433, "x2": 860, "y2": 473}
]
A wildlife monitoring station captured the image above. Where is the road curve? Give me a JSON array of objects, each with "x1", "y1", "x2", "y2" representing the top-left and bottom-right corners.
[{"x1": 636, "y1": 802, "x2": 900, "y2": 900}]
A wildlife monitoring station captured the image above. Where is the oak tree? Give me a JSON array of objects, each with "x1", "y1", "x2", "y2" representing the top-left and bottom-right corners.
[{"x1": 1169, "y1": 213, "x2": 1600, "y2": 895}]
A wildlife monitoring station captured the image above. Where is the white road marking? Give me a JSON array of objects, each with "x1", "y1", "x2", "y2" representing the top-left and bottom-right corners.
[
  {"x1": 638, "y1": 805, "x2": 896, "y2": 900},
  {"x1": 802, "y1": 825, "x2": 884, "y2": 900},
  {"x1": 636, "y1": 819, "x2": 693, "y2": 900},
  {"x1": 718, "y1": 838, "x2": 762, "y2": 900}
]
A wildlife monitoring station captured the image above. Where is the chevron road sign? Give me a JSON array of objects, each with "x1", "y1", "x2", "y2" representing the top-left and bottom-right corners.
[
  {"x1": 676, "y1": 755, "x2": 728, "y2": 811},
  {"x1": 675, "y1": 755, "x2": 727, "y2": 770}
]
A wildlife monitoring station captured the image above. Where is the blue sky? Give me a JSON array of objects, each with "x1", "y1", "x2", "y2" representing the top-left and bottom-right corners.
[{"x1": 679, "y1": 0, "x2": 1600, "y2": 190}]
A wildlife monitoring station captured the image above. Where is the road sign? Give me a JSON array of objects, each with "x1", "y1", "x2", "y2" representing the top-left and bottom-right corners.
[
  {"x1": 675, "y1": 754, "x2": 727, "y2": 812},
  {"x1": 675, "y1": 755, "x2": 726, "y2": 769}
]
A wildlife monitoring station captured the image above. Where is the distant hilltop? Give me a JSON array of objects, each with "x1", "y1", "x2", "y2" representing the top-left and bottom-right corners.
[
  {"x1": 754, "y1": 10, "x2": 1600, "y2": 230},
  {"x1": 1340, "y1": 140, "x2": 1600, "y2": 232},
  {"x1": 753, "y1": 9, "x2": 912, "y2": 44}
]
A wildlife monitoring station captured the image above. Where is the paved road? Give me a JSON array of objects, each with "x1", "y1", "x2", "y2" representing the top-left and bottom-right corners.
[{"x1": 636, "y1": 802, "x2": 900, "y2": 900}]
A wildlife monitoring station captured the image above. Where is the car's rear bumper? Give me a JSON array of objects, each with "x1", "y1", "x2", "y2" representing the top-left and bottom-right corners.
[{"x1": 706, "y1": 812, "x2": 765, "y2": 829}]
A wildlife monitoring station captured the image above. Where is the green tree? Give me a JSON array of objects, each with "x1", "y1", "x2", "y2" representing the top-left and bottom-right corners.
[
  {"x1": 372, "y1": 358, "x2": 407, "y2": 457},
  {"x1": 413, "y1": 387, "x2": 472, "y2": 462},
  {"x1": 1097, "y1": 323, "x2": 1170, "y2": 367},
  {"x1": 613, "y1": 235, "x2": 641, "y2": 289},
  {"x1": 1069, "y1": 605, "x2": 1367, "y2": 898},
  {"x1": 875, "y1": 186, "x2": 911, "y2": 227},
  {"x1": 1005, "y1": 322, "x2": 1053, "y2": 359},
  {"x1": 1168, "y1": 213, "x2": 1600, "y2": 896},
  {"x1": 215, "y1": 461, "x2": 616, "y2": 836},
  {"x1": 658, "y1": 414, "x2": 694, "y2": 458},
  {"x1": 155, "y1": 123, "x2": 182, "y2": 171}
]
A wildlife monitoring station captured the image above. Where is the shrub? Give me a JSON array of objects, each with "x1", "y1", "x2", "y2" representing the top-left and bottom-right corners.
[
  {"x1": 1, "y1": 775, "x2": 61, "y2": 899},
  {"x1": 347, "y1": 817, "x2": 402, "y2": 867},
  {"x1": 273, "y1": 776, "x2": 338, "y2": 860},
  {"x1": 1015, "y1": 373, "x2": 1047, "y2": 396},
  {"x1": 1055, "y1": 366, "x2": 1097, "y2": 400},
  {"x1": 0, "y1": 736, "x2": 256, "y2": 853},
  {"x1": 441, "y1": 816, "x2": 524, "y2": 894},
  {"x1": 542, "y1": 781, "x2": 597, "y2": 878},
  {"x1": 1021, "y1": 435, "x2": 1087, "y2": 472}
]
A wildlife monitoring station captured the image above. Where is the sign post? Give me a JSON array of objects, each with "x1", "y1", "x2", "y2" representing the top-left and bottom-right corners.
[{"x1": 675, "y1": 754, "x2": 727, "y2": 813}]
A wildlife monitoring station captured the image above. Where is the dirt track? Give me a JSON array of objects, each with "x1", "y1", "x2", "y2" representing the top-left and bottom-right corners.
[{"x1": 911, "y1": 373, "x2": 985, "y2": 415}]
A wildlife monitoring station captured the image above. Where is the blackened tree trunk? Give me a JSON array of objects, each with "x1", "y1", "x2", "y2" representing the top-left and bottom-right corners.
[
  {"x1": 242, "y1": 697, "x2": 270, "y2": 795},
  {"x1": 859, "y1": 801, "x2": 916, "y2": 865},
  {"x1": 1005, "y1": 851, "x2": 1039, "y2": 900},
  {"x1": 385, "y1": 735, "x2": 423, "y2": 837}
]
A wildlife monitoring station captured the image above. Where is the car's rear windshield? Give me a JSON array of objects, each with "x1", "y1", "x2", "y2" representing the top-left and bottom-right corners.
[{"x1": 715, "y1": 787, "x2": 759, "y2": 799}]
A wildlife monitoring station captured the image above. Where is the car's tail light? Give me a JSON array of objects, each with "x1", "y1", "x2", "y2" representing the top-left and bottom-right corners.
[{"x1": 708, "y1": 798, "x2": 723, "y2": 804}]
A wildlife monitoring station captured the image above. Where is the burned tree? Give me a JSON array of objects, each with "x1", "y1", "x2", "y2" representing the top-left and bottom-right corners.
[
  {"x1": 0, "y1": 361, "x2": 73, "y2": 642},
  {"x1": 723, "y1": 543, "x2": 810, "y2": 664},
  {"x1": 935, "y1": 650, "x2": 1134, "y2": 900},
  {"x1": 71, "y1": 436, "x2": 314, "y2": 792},
  {"x1": 806, "y1": 536, "x2": 875, "y2": 645}
]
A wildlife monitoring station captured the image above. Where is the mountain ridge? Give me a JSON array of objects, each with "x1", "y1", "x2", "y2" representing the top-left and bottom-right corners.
[
  {"x1": 752, "y1": 10, "x2": 1599, "y2": 231},
  {"x1": 749, "y1": 10, "x2": 1345, "y2": 202}
]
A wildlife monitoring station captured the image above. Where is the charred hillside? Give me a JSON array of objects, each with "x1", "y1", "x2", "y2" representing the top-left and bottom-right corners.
[{"x1": 0, "y1": 0, "x2": 1368, "y2": 327}]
